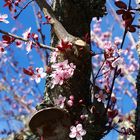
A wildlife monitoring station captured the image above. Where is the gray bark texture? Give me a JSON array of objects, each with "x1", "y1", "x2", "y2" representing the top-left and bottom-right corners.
[{"x1": 32, "y1": 0, "x2": 108, "y2": 140}]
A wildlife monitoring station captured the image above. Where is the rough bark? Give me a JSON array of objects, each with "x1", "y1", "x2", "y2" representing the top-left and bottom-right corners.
[
  {"x1": 135, "y1": 3, "x2": 140, "y2": 138},
  {"x1": 136, "y1": 44, "x2": 140, "y2": 140},
  {"x1": 33, "y1": 0, "x2": 107, "y2": 140}
]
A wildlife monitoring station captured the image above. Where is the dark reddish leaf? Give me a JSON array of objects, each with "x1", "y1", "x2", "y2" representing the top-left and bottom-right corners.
[
  {"x1": 28, "y1": 66, "x2": 34, "y2": 73},
  {"x1": 122, "y1": 11, "x2": 132, "y2": 20},
  {"x1": 83, "y1": 33, "x2": 90, "y2": 44},
  {"x1": 2, "y1": 35, "x2": 14, "y2": 44},
  {"x1": 116, "y1": 68, "x2": 122, "y2": 76},
  {"x1": 57, "y1": 39, "x2": 72, "y2": 52},
  {"x1": 115, "y1": 1, "x2": 127, "y2": 9},
  {"x1": 16, "y1": 41, "x2": 21, "y2": 46},
  {"x1": 3, "y1": 0, "x2": 13, "y2": 11},
  {"x1": 108, "y1": 109, "x2": 118, "y2": 118},
  {"x1": 46, "y1": 66, "x2": 52, "y2": 74},
  {"x1": 125, "y1": 18, "x2": 133, "y2": 27},
  {"x1": 89, "y1": 51, "x2": 95, "y2": 56},
  {"x1": 23, "y1": 68, "x2": 34, "y2": 76},
  {"x1": 14, "y1": 1, "x2": 19, "y2": 6},
  {"x1": 57, "y1": 46, "x2": 65, "y2": 52},
  {"x1": 116, "y1": 9, "x2": 125, "y2": 15},
  {"x1": 111, "y1": 96, "x2": 117, "y2": 103},
  {"x1": 128, "y1": 25, "x2": 136, "y2": 32},
  {"x1": 0, "y1": 47, "x2": 5, "y2": 52}
]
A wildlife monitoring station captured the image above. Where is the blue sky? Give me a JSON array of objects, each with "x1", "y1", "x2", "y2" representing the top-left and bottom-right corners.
[{"x1": 0, "y1": 0, "x2": 138, "y2": 139}]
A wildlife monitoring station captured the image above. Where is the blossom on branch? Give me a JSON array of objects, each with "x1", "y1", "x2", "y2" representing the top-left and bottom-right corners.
[
  {"x1": 50, "y1": 60, "x2": 76, "y2": 88},
  {"x1": 15, "y1": 40, "x2": 23, "y2": 48},
  {"x1": 31, "y1": 67, "x2": 46, "y2": 83},
  {"x1": 0, "y1": 41, "x2": 8, "y2": 56},
  {"x1": 26, "y1": 40, "x2": 33, "y2": 54},
  {"x1": 22, "y1": 27, "x2": 31, "y2": 40},
  {"x1": 23, "y1": 67, "x2": 46, "y2": 83},
  {"x1": 95, "y1": 90, "x2": 107, "y2": 103},
  {"x1": 69, "y1": 124, "x2": 86, "y2": 140},
  {"x1": 50, "y1": 49, "x2": 59, "y2": 63},
  {"x1": 53, "y1": 94, "x2": 66, "y2": 108}
]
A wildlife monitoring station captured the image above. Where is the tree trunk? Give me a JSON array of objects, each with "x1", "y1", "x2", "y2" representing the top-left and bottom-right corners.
[
  {"x1": 33, "y1": 0, "x2": 107, "y2": 140},
  {"x1": 136, "y1": 37, "x2": 140, "y2": 139}
]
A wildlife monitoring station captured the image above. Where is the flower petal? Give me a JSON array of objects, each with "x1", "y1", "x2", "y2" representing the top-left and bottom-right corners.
[
  {"x1": 80, "y1": 130, "x2": 86, "y2": 136},
  {"x1": 2, "y1": 14, "x2": 8, "y2": 18},
  {"x1": 70, "y1": 126, "x2": 76, "y2": 132},
  {"x1": 76, "y1": 124, "x2": 83, "y2": 131},
  {"x1": 69, "y1": 131, "x2": 76, "y2": 138},
  {"x1": 76, "y1": 135, "x2": 83, "y2": 140}
]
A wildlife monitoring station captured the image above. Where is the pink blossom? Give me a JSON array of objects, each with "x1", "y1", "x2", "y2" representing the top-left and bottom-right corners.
[
  {"x1": 69, "y1": 124, "x2": 86, "y2": 140},
  {"x1": 50, "y1": 60, "x2": 76, "y2": 88},
  {"x1": 50, "y1": 49, "x2": 59, "y2": 63},
  {"x1": 69, "y1": 95, "x2": 74, "y2": 101},
  {"x1": 80, "y1": 114, "x2": 88, "y2": 120},
  {"x1": 114, "y1": 37, "x2": 122, "y2": 46},
  {"x1": 32, "y1": 33, "x2": 38, "y2": 40},
  {"x1": 95, "y1": 90, "x2": 107, "y2": 103},
  {"x1": 22, "y1": 27, "x2": 31, "y2": 40},
  {"x1": 0, "y1": 41, "x2": 7, "y2": 55},
  {"x1": 26, "y1": 40, "x2": 33, "y2": 54},
  {"x1": 102, "y1": 31, "x2": 111, "y2": 39},
  {"x1": 0, "y1": 14, "x2": 9, "y2": 24},
  {"x1": 15, "y1": 40, "x2": 23, "y2": 48},
  {"x1": 67, "y1": 95, "x2": 74, "y2": 107},
  {"x1": 67, "y1": 100, "x2": 73, "y2": 107},
  {"x1": 53, "y1": 94, "x2": 66, "y2": 108},
  {"x1": 31, "y1": 67, "x2": 46, "y2": 83},
  {"x1": 50, "y1": 70, "x2": 64, "y2": 87},
  {"x1": 51, "y1": 60, "x2": 69, "y2": 70},
  {"x1": 104, "y1": 41, "x2": 113, "y2": 50}
]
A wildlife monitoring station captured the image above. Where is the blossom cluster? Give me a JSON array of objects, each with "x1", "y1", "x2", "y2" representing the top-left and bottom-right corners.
[
  {"x1": 22, "y1": 27, "x2": 39, "y2": 54},
  {"x1": 50, "y1": 60, "x2": 76, "y2": 88},
  {"x1": 91, "y1": 17, "x2": 138, "y2": 93}
]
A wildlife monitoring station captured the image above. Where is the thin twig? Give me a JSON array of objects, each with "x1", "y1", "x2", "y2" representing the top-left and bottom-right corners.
[
  {"x1": 94, "y1": 60, "x2": 105, "y2": 80},
  {"x1": 96, "y1": 69, "x2": 110, "y2": 79},
  {"x1": 128, "y1": 0, "x2": 132, "y2": 9},
  {"x1": 32, "y1": 2, "x2": 49, "y2": 66},
  {"x1": 105, "y1": 29, "x2": 127, "y2": 112},
  {"x1": 14, "y1": 0, "x2": 34, "y2": 19},
  {"x1": 0, "y1": 29, "x2": 55, "y2": 51}
]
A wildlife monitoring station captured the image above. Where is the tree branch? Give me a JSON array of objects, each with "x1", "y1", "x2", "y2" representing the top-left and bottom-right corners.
[
  {"x1": 35, "y1": 0, "x2": 87, "y2": 47},
  {"x1": 0, "y1": 29, "x2": 55, "y2": 51},
  {"x1": 35, "y1": 0, "x2": 74, "y2": 41}
]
